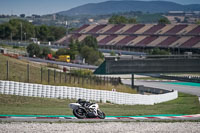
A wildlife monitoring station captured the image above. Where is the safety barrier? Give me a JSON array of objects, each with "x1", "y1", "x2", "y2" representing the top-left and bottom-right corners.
[{"x1": 0, "y1": 80, "x2": 178, "y2": 105}]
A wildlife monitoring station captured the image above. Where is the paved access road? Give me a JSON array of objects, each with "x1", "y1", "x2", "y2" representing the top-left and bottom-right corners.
[
  {"x1": 0, "y1": 122, "x2": 199, "y2": 133},
  {"x1": 122, "y1": 79, "x2": 200, "y2": 97}
]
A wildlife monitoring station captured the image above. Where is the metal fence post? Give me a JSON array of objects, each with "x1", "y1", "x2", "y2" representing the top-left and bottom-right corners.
[
  {"x1": 104, "y1": 76, "x2": 106, "y2": 85},
  {"x1": 69, "y1": 73, "x2": 71, "y2": 84},
  {"x1": 86, "y1": 76, "x2": 89, "y2": 85},
  {"x1": 132, "y1": 74, "x2": 134, "y2": 89},
  {"x1": 54, "y1": 69, "x2": 56, "y2": 83},
  {"x1": 27, "y1": 64, "x2": 29, "y2": 83},
  {"x1": 74, "y1": 74, "x2": 76, "y2": 84},
  {"x1": 82, "y1": 76, "x2": 84, "y2": 87},
  {"x1": 78, "y1": 75, "x2": 80, "y2": 84},
  {"x1": 90, "y1": 76, "x2": 92, "y2": 86},
  {"x1": 60, "y1": 71, "x2": 61, "y2": 83},
  {"x1": 65, "y1": 73, "x2": 67, "y2": 83},
  {"x1": 106, "y1": 77, "x2": 109, "y2": 86},
  {"x1": 41, "y1": 67, "x2": 43, "y2": 83},
  {"x1": 48, "y1": 69, "x2": 50, "y2": 84},
  {"x1": 6, "y1": 60, "x2": 9, "y2": 80}
]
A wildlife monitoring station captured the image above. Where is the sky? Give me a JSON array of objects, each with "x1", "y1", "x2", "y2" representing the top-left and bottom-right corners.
[{"x1": 0, "y1": 0, "x2": 200, "y2": 16}]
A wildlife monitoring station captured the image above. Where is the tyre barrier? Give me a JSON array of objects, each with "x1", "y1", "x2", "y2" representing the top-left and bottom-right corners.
[{"x1": 0, "y1": 80, "x2": 178, "y2": 105}]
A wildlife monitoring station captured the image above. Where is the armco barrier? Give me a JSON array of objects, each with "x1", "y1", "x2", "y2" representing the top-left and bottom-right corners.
[{"x1": 0, "y1": 80, "x2": 178, "y2": 105}]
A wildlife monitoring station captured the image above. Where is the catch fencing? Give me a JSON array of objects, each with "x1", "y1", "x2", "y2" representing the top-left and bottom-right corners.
[
  {"x1": 0, "y1": 80, "x2": 178, "y2": 105},
  {"x1": 0, "y1": 60, "x2": 121, "y2": 87}
]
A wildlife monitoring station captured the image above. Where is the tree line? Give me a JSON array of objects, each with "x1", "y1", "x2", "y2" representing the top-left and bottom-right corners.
[
  {"x1": 27, "y1": 36, "x2": 104, "y2": 66},
  {"x1": 108, "y1": 15, "x2": 170, "y2": 24},
  {"x1": 0, "y1": 19, "x2": 66, "y2": 42}
]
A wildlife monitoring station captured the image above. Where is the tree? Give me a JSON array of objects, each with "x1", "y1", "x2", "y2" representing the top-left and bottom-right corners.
[
  {"x1": 41, "y1": 46, "x2": 51, "y2": 58},
  {"x1": 8, "y1": 19, "x2": 35, "y2": 41},
  {"x1": 37, "y1": 25, "x2": 50, "y2": 41},
  {"x1": 0, "y1": 23, "x2": 12, "y2": 39},
  {"x1": 26, "y1": 43, "x2": 41, "y2": 57},
  {"x1": 109, "y1": 15, "x2": 127, "y2": 24},
  {"x1": 196, "y1": 20, "x2": 200, "y2": 24},
  {"x1": 20, "y1": 14, "x2": 25, "y2": 18},
  {"x1": 80, "y1": 45, "x2": 95, "y2": 64},
  {"x1": 55, "y1": 48, "x2": 68, "y2": 57},
  {"x1": 81, "y1": 36, "x2": 98, "y2": 50},
  {"x1": 149, "y1": 48, "x2": 170, "y2": 55},
  {"x1": 69, "y1": 39, "x2": 80, "y2": 60},
  {"x1": 158, "y1": 18, "x2": 170, "y2": 24},
  {"x1": 48, "y1": 26, "x2": 66, "y2": 40},
  {"x1": 80, "y1": 45, "x2": 103, "y2": 65},
  {"x1": 128, "y1": 18, "x2": 137, "y2": 24},
  {"x1": 69, "y1": 39, "x2": 79, "y2": 51},
  {"x1": 110, "y1": 51, "x2": 116, "y2": 56},
  {"x1": 0, "y1": 19, "x2": 65, "y2": 42},
  {"x1": 109, "y1": 15, "x2": 137, "y2": 24}
]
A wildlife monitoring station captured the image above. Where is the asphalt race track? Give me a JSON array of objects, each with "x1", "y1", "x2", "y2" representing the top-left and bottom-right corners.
[
  {"x1": 122, "y1": 79, "x2": 200, "y2": 97},
  {"x1": 0, "y1": 114, "x2": 200, "y2": 122}
]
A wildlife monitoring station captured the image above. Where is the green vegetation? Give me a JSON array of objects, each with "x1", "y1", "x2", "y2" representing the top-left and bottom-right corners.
[
  {"x1": 26, "y1": 36, "x2": 103, "y2": 65},
  {"x1": 55, "y1": 36, "x2": 104, "y2": 65},
  {"x1": 149, "y1": 48, "x2": 171, "y2": 55},
  {"x1": 26, "y1": 43, "x2": 41, "y2": 57},
  {"x1": 0, "y1": 92, "x2": 199, "y2": 116},
  {"x1": 26, "y1": 43, "x2": 52, "y2": 58},
  {"x1": 0, "y1": 43, "x2": 26, "y2": 52},
  {"x1": 110, "y1": 51, "x2": 116, "y2": 56},
  {"x1": 0, "y1": 19, "x2": 66, "y2": 42},
  {"x1": 0, "y1": 54, "x2": 135, "y2": 94},
  {"x1": 196, "y1": 20, "x2": 200, "y2": 24},
  {"x1": 70, "y1": 69, "x2": 93, "y2": 76},
  {"x1": 158, "y1": 18, "x2": 171, "y2": 24},
  {"x1": 137, "y1": 13, "x2": 165, "y2": 23},
  {"x1": 109, "y1": 15, "x2": 137, "y2": 24}
]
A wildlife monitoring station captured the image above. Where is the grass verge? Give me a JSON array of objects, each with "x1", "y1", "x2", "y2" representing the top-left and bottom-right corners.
[
  {"x1": 0, "y1": 54, "x2": 136, "y2": 94},
  {"x1": 0, "y1": 93, "x2": 199, "y2": 116}
]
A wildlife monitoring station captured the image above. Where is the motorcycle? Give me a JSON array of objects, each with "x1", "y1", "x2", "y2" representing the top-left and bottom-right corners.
[{"x1": 69, "y1": 99, "x2": 106, "y2": 119}]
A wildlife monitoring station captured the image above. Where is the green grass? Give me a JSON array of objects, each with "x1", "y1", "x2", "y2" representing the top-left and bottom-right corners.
[
  {"x1": 0, "y1": 43, "x2": 26, "y2": 52},
  {"x1": 0, "y1": 93, "x2": 199, "y2": 116},
  {"x1": 0, "y1": 54, "x2": 137, "y2": 94}
]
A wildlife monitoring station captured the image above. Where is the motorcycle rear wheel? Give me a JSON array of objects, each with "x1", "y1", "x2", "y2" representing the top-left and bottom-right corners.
[
  {"x1": 97, "y1": 110, "x2": 106, "y2": 119},
  {"x1": 73, "y1": 108, "x2": 86, "y2": 119}
]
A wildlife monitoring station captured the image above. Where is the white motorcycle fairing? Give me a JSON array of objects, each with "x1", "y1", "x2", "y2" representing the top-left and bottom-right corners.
[{"x1": 69, "y1": 103, "x2": 81, "y2": 110}]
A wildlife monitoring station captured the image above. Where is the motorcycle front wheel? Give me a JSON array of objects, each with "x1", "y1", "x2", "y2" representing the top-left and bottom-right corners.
[
  {"x1": 73, "y1": 108, "x2": 87, "y2": 119},
  {"x1": 97, "y1": 110, "x2": 106, "y2": 119}
]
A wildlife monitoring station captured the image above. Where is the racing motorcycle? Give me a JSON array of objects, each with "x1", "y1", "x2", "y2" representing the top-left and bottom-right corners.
[{"x1": 69, "y1": 99, "x2": 106, "y2": 119}]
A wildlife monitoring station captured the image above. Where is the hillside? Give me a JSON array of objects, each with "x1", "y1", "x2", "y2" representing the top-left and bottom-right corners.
[{"x1": 57, "y1": 0, "x2": 200, "y2": 16}]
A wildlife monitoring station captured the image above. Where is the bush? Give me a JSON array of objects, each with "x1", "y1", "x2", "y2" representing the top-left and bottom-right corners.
[
  {"x1": 12, "y1": 45, "x2": 19, "y2": 49},
  {"x1": 26, "y1": 43, "x2": 41, "y2": 57},
  {"x1": 70, "y1": 69, "x2": 93, "y2": 76},
  {"x1": 149, "y1": 48, "x2": 171, "y2": 55}
]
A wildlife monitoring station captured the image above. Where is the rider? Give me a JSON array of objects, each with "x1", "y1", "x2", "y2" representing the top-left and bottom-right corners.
[{"x1": 77, "y1": 99, "x2": 91, "y2": 108}]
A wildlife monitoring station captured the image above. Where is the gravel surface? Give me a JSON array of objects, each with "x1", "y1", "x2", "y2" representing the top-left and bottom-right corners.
[{"x1": 0, "y1": 122, "x2": 200, "y2": 133}]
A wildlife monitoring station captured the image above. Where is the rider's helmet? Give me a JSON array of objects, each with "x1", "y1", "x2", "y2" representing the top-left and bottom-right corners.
[{"x1": 77, "y1": 99, "x2": 82, "y2": 103}]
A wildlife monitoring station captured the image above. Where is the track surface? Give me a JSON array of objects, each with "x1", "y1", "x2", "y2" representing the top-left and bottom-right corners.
[
  {"x1": 1, "y1": 114, "x2": 200, "y2": 122},
  {"x1": 123, "y1": 79, "x2": 200, "y2": 97}
]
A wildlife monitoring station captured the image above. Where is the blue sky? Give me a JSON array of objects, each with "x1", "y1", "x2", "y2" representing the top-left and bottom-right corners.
[{"x1": 0, "y1": 0, "x2": 200, "y2": 16}]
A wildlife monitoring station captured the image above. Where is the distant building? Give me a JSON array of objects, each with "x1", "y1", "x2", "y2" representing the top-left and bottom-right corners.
[
  {"x1": 32, "y1": 14, "x2": 40, "y2": 18},
  {"x1": 56, "y1": 24, "x2": 200, "y2": 53},
  {"x1": 52, "y1": 14, "x2": 56, "y2": 20}
]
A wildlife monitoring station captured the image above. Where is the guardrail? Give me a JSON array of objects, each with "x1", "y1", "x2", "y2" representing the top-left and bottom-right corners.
[{"x1": 0, "y1": 80, "x2": 178, "y2": 105}]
